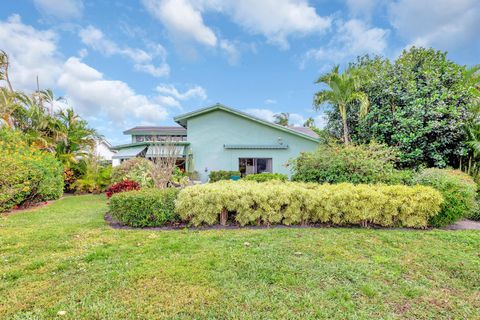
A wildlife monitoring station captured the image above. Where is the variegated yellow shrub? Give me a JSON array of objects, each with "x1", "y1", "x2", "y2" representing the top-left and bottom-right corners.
[{"x1": 175, "y1": 181, "x2": 444, "y2": 228}]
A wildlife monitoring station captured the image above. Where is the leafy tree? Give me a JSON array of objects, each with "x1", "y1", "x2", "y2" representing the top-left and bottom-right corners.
[
  {"x1": 326, "y1": 48, "x2": 473, "y2": 168},
  {"x1": 314, "y1": 65, "x2": 369, "y2": 144},
  {"x1": 274, "y1": 112, "x2": 290, "y2": 126}
]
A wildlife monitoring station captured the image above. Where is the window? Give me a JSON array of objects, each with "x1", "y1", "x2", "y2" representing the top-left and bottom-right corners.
[{"x1": 239, "y1": 158, "x2": 272, "y2": 176}]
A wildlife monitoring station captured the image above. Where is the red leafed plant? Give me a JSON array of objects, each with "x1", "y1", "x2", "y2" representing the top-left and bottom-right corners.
[{"x1": 106, "y1": 180, "x2": 140, "y2": 198}]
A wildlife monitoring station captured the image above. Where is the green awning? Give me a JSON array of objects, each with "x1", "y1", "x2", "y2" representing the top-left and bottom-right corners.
[
  {"x1": 146, "y1": 145, "x2": 186, "y2": 157},
  {"x1": 112, "y1": 146, "x2": 147, "y2": 159},
  {"x1": 223, "y1": 144, "x2": 288, "y2": 149}
]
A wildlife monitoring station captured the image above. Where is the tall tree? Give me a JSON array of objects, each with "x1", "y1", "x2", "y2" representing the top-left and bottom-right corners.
[
  {"x1": 274, "y1": 112, "x2": 290, "y2": 126},
  {"x1": 303, "y1": 117, "x2": 315, "y2": 128},
  {"x1": 314, "y1": 65, "x2": 369, "y2": 144}
]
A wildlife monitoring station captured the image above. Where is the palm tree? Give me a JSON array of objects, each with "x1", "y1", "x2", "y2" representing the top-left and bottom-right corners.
[
  {"x1": 274, "y1": 112, "x2": 290, "y2": 126},
  {"x1": 314, "y1": 65, "x2": 369, "y2": 144},
  {"x1": 303, "y1": 117, "x2": 315, "y2": 128}
]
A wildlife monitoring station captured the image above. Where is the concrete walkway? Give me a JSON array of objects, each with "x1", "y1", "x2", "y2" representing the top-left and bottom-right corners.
[{"x1": 445, "y1": 219, "x2": 480, "y2": 230}]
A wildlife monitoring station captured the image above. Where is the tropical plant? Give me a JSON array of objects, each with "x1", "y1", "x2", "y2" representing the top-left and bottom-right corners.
[
  {"x1": 105, "y1": 180, "x2": 140, "y2": 198},
  {"x1": 290, "y1": 143, "x2": 411, "y2": 185},
  {"x1": 111, "y1": 157, "x2": 155, "y2": 187},
  {"x1": 176, "y1": 181, "x2": 443, "y2": 228},
  {"x1": 72, "y1": 155, "x2": 112, "y2": 193},
  {"x1": 274, "y1": 112, "x2": 290, "y2": 126},
  {"x1": 314, "y1": 65, "x2": 369, "y2": 144},
  {"x1": 414, "y1": 169, "x2": 477, "y2": 227},
  {"x1": 209, "y1": 170, "x2": 241, "y2": 182},
  {"x1": 109, "y1": 188, "x2": 180, "y2": 227},
  {"x1": 242, "y1": 173, "x2": 288, "y2": 182}
]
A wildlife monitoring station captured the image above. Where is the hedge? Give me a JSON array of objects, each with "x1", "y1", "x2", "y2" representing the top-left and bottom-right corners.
[
  {"x1": 291, "y1": 143, "x2": 412, "y2": 185},
  {"x1": 209, "y1": 170, "x2": 241, "y2": 182},
  {"x1": 0, "y1": 129, "x2": 63, "y2": 212},
  {"x1": 106, "y1": 179, "x2": 140, "y2": 198},
  {"x1": 175, "y1": 181, "x2": 443, "y2": 228},
  {"x1": 243, "y1": 173, "x2": 288, "y2": 182},
  {"x1": 111, "y1": 158, "x2": 154, "y2": 187},
  {"x1": 109, "y1": 188, "x2": 179, "y2": 227},
  {"x1": 414, "y1": 169, "x2": 477, "y2": 227}
]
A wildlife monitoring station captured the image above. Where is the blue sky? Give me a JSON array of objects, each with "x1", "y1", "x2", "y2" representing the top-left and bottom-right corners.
[{"x1": 1, "y1": 0, "x2": 479, "y2": 145}]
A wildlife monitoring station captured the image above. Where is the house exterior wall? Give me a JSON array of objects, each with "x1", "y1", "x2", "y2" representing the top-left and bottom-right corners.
[{"x1": 186, "y1": 109, "x2": 319, "y2": 182}]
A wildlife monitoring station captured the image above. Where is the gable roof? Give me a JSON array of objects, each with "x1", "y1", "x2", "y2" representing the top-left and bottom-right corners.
[{"x1": 174, "y1": 103, "x2": 320, "y2": 143}]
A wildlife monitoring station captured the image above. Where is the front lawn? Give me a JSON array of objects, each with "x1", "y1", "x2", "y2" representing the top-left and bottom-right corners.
[{"x1": 1, "y1": 195, "x2": 479, "y2": 319}]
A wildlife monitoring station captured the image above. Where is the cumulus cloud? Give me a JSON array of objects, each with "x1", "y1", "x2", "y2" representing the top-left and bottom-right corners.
[
  {"x1": 388, "y1": 0, "x2": 480, "y2": 53},
  {"x1": 301, "y1": 19, "x2": 388, "y2": 67},
  {"x1": 0, "y1": 14, "x2": 63, "y2": 90},
  {"x1": 58, "y1": 57, "x2": 169, "y2": 125},
  {"x1": 156, "y1": 84, "x2": 207, "y2": 101},
  {"x1": 142, "y1": 0, "x2": 217, "y2": 47},
  {"x1": 33, "y1": 0, "x2": 83, "y2": 19},
  {"x1": 79, "y1": 25, "x2": 170, "y2": 77},
  {"x1": 142, "y1": 0, "x2": 331, "y2": 50}
]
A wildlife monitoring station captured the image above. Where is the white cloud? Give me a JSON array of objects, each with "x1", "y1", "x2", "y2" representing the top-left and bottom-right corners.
[
  {"x1": 219, "y1": 39, "x2": 241, "y2": 65},
  {"x1": 345, "y1": 0, "x2": 379, "y2": 19},
  {"x1": 142, "y1": 0, "x2": 331, "y2": 49},
  {"x1": 0, "y1": 14, "x2": 62, "y2": 90},
  {"x1": 33, "y1": 0, "x2": 83, "y2": 19},
  {"x1": 301, "y1": 19, "x2": 388, "y2": 67},
  {"x1": 79, "y1": 25, "x2": 170, "y2": 77},
  {"x1": 220, "y1": 0, "x2": 331, "y2": 49},
  {"x1": 141, "y1": 0, "x2": 217, "y2": 47},
  {"x1": 388, "y1": 0, "x2": 480, "y2": 52},
  {"x1": 58, "y1": 57, "x2": 169, "y2": 125},
  {"x1": 264, "y1": 99, "x2": 277, "y2": 105},
  {"x1": 155, "y1": 84, "x2": 207, "y2": 101}
]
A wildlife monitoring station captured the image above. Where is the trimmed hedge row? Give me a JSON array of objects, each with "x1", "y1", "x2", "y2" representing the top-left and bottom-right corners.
[
  {"x1": 109, "y1": 188, "x2": 179, "y2": 227},
  {"x1": 242, "y1": 173, "x2": 288, "y2": 182},
  {"x1": 176, "y1": 181, "x2": 443, "y2": 228},
  {"x1": 414, "y1": 169, "x2": 477, "y2": 227}
]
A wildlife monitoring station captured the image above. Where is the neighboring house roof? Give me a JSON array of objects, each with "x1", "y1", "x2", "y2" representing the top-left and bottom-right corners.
[
  {"x1": 287, "y1": 126, "x2": 319, "y2": 138},
  {"x1": 174, "y1": 104, "x2": 320, "y2": 143},
  {"x1": 123, "y1": 126, "x2": 187, "y2": 135},
  {"x1": 112, "y1": 141, "x2": 190, "y2": 150}
]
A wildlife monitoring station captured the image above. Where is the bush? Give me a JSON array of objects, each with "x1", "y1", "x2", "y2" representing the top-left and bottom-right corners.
[
  {"x1": 291, "y1": 143, "x2": 406, "y2": 185},
  {"x1": 111, "y1": 158, "x2": 154, "y2": 187},
  {"x1": 0, "y1": 129, "x2": 63, "y2": 212},
  {"x1": 414, "y1": 169, "x2": 477, "y2": 227},
  {"x1": 209, "y1": 170, "x2": 241, "y2": 182},
  {"x1": 106, "y1": 180, "x2": 140, "y2": 198},
  {"x1": 176, "y1": 181, "x2": 443, "y2": 228},
  {"x1": 243, "y1": 173, "x2": 288, "y2": 182},
  {"x1": 72, "y1": 156, "x2": 112, "y2": 194},
  {"x1": 109, "y1": 188, "x2": 180, "y2": 227}
]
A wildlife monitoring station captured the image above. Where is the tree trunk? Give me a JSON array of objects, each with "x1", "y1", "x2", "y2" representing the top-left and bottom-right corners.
[
  {"x1": 342, "y1": 116, "x2": 350, "y2": 145},
  {"x1": 220, "y1": 208, "x2": 228, "y2": 226}
]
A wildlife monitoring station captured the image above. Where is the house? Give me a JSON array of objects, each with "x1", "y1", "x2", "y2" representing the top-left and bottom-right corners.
[
  {"x1": 92, "y1": 138, "x2": 116, "y2": 163},
  {"x1": 112, "y1": 104, "x2": 319, "y2": 182}
]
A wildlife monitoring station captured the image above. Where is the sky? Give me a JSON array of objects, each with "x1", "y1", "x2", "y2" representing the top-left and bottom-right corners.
[{"x1": 0, "y1": 0, "x2": 479, "y2": 145}]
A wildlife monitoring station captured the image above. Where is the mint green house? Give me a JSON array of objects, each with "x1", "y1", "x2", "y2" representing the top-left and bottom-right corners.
[{"x1": 113, "y1": 104, "x2": 319, "y2": 182}]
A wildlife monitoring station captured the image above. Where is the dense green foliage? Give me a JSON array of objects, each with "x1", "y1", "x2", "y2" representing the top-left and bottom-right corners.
[
  {"x1": 109, "y1": 188, "x2": 180, "y2": 227},
  {"x1": 324, "y1": 47, "x2": 473, "y2": 168},
  {"x1": 414, "y1": 169, "x2": 477, "y2": 227},
  {"x1": 209, "y1": 170, "x2": 241, "y2": 182},
  {"x1": 291, "y1": 143, "x2": 412, "y2": 185},
  {"x1": 111, "y1": 157, "x2": 154, "y2": 187},
  {"x1": 176, "y1": 181, "x2": 443, "y2": 228},
  {"x1": 0, "y1": 129, "x2": 63, "y2": 212},
  {"x1": 72, "y1": 156, "x2": 112, "y2": 194},
  {"x1": 242, "y1": 173, "x2": 288, "y2": 182}
]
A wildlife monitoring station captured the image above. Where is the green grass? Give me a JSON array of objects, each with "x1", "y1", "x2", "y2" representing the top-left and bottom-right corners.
[{"x1": 1, "y1": 195, "x2": 479, "y2": 319}]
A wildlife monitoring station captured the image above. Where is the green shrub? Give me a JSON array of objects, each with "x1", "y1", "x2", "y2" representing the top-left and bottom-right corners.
[
  {"x1": 414, "y1": 168, "x2": 477, "y2": 227},
  {"x1": 0, "y1": 129, "x2": 63, "y2": 212},
  {"x1": 209, "y1": 170, "x2": 241, "y2": 182},
  {"x1": 291, "y1": 143, "x2": 408, "y2": 185},
  {"x1": 72, "y1": 156, "x2": 112, "y2": 193},
  {"x1": 175, "y1": 181, "x2": 443, "y2": 228},
  {"x1": 243, "y1": 173, "x2": 288, "y2": 182},
  {"x1": 111, "y1": 158, "x2": 154, "y2": 187},
  {"x1": 109, "y1": 188, "x2": 180, "y2": 227}
]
